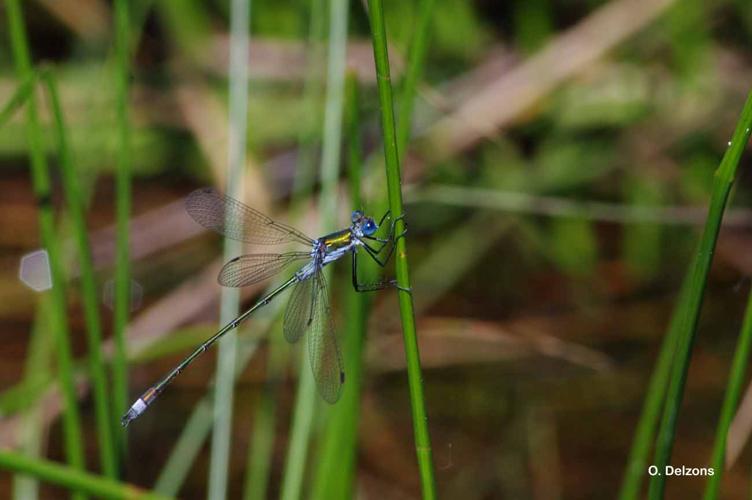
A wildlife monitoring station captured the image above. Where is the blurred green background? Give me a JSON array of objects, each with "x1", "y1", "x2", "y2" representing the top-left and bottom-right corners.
[{"x1": 2, "y1": 0, "x2": 752, "y2": 498}]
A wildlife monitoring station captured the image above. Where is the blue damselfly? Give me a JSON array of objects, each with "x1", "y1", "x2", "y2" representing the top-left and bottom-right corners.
[{"x1": 122, "y1": 187, "x2": 403, "y2": 427}]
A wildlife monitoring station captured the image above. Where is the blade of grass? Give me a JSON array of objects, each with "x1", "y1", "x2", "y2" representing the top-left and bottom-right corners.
[
  {"x1": 648, "y1": 89, "x2": 752, "y2": 499},
  {"x1": 243, "y1": 5, "x2": 329, "y2": 490},
  {"x1": 13, "y1": 299, "x2": 54, "y2": 500},
  {"x1": 207, "y1": 0, "x2": 251, "y2": 497},
  {"x1": 5, "y1": 0, "x2": 87, "y2": 493},
  {"x1": 0, "y1": 450, "x2": 169, "y2": 500},
  {"x1": 310, "y1": 73, "x2": 370, "y2": 500},
  {"x1": 242, "y1": 318, "x2": 285, "y2": 500},
  {"x1": 366, "y1": 1, "x2": 438, "y2": 497},
  {"x1": 41, "y1": 69, "x2": 118, "y2": 479},
  {"x1": 703, "y1": 289, "x2": 752, "y2": 498},
  {"x1": 0, "y1": 74, "x2": 35, "y2": 128},
  {"x1": 395, "y1": 0, "x2": 436, "y2": 156},
  {"x1": 291, "y1": 0, "x2": 326, "y2": 200},
  {"x1": 112, "y1": 0, "x2": 132, "y2": 455},
  {"x1": 280, "y1": 0, "x2": 348, "y2": 497},
  {"x1": 618, "y1": 275, "x2": 690, "y2": 500}
]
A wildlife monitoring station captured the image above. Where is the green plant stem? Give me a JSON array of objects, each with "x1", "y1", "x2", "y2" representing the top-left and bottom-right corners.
[
  {"x1": 648, "y1": 89, "x2": 752, "y2": 499},
  {"x1": 281, "y1": 1, "x2": 348, "y2": 498},
  {"x1": 366, "y1": 0, "x2": 437, "y2": 498},
  {"x1": 41, "y1": 69, "x2": 118, "y2": 479},
  {"x1": 0, "y1": 74, "x2": 35, "y2": 128},
  {"x1": 13, "y1": 299, "x2": 54, "y2": 500},
  {"x1": 618, "y1": 276, "x2": 690, "y2": 500},
  {"x1": 291, "y1": 0, "x2": 326, "y2": 199},
  {"x1": 703, "y1": 289, "x2": 752, "y2": 499},
  {"x1": 207, "y1": 0, "x2": 251, "y2": 497},
  {"x1": 395, "y1": 0, "x2": 436, "y2": 156},
  {"x1": 0, "y1": 450, "x2": 169, "y2": 500},
  {"x1": 311, "y1": 73, "x2": 370, "y2": 500},
  {"x1": 242, "y1": 320, "x2": 285, "y2": 500},
  {"x1": 5, "y1": 1, "x2": 87, "y2": 494},
  {"x1": 112, "y1": 0, "x2": 132, "y2": 455}
]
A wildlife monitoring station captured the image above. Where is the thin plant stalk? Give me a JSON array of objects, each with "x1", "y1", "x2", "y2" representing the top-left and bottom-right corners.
[
  {"x1": 311, "y1": 73, "x2": 370, "y2": 500},
  {"x1": 112, "y1": 0, "x2": 133, "y2": 454},
  {"x1": 242, "y1": 318, "x2": 286, "y2": 500},
  {"x1": 41, "y1": 70, "x2": 118, "y2": 479},
  {"x1": 207, "y1": 0, "x2": 251, "y2": 497},
  {"x1": 5, "y1": 0, "x2": 87, "y2": 492},
  {"x1": 703, "y1": 289, "x2": 752, "y2": 499},
  {"x1": 366, "y1": 0, "x2": 438, "y2": 498},
  {"x1": 13, "y1": 299, "x2": 54, "y2": 500},
  {"x1": 618, "y1": 275, "x2": 691, "y2": 500},
  {"x1": 244, "y1": 3, "x2": 329, "y2": 489},
  {"x1": 395, "y1": 0, "x2": 437, "y2": 156},
  {"x1": 291, "y1": 0, "x2": 326, "y2": 199},
  {"x1": 648, "y1": 89, "x2": 752, "y2": 499},
  {"x1": 281, "y1": 0, "x2": 348, "y2": 497},
  {"x1": 0, "y1": 73, "x2": 35, "y2": 128},
  {"x1": 0, "y1": 451, "x2": 169, "y2": 500}
]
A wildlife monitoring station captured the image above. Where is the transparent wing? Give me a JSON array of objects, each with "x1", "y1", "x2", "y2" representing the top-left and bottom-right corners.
[
  {"x1": 186, "y1": 187, "x2": 314, "y2": 246},
  {"x1": 283, "y1": 274, "x2": 316, "y2": 344},
  {"x1": 218, "y1": 252, "x2": 310, "y2": 287},
  {"x1": 307, "y1": 271, "x2": 344, "y2": 404}
]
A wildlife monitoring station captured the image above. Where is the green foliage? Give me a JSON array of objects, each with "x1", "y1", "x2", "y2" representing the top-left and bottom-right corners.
[
  {"x1": 648, "y1": 89, "x2": 752, "y2": 499},
  {"x1": 548, "y1": 217, "x2": 597, "y2": 276}
]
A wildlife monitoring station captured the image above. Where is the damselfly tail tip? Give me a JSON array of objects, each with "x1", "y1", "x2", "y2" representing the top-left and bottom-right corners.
[{"x1": 121, "y1": 398, "x2": 147, "y2": 427}]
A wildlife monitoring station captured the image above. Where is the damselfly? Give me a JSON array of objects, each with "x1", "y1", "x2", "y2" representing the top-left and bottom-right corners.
[{"x1": 121, "y1": 187, "x2": 404, "y2": 427}]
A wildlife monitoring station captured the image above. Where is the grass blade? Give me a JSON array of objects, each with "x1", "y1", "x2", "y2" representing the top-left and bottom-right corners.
[
  {"x1": 112, "y1": 0, "x2": 133, "y2": 454},
  {"x1": 242, "y1": 319, "x2": 286, "y2": 500},
  {"x1": 5, "y1": 0, "x2": 87, "y2": 493},
  {"x1": 281, "y1": 0, "x2": 349, "y2": 497},
  {"x1": 618, "y1": 276, "x2": 690, "y2": 500},
  {"x1": 41, "y1": 69, "x2": 118, "y2": 479},
  {"x1": 366, "y1": 0, "x2": 438, "y2": 497},
  {"x1": 0, "y1": 451, "x2": 169, "y2": 500},
  {"x1": 703, "y1": 290, "x2": 752, "y2": 498},
  {"x1": 395, "y1": 0, "x2": 437, "y2": 155},
  {"x1": 0, "y1": 73, "x2": 35, "y2": 129},
  {"x1": 310, "y1": 73, "x2": 370, "y2": 500},
  {"x1": 648, "y1": 89, "x2": 752, "y2": 499},
  {"x1": 13, "y1": 299, "x2": 54, "y2": 500},
  {"x1": 207, "y1": 0, "x2": 251, "y2": 497}
]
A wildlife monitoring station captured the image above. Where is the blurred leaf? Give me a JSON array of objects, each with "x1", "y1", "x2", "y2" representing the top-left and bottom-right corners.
[
  {"x1": 680, "y1": 151, "x2": 716, "y2": 202},
  {"x1": 623, "y1": 175, "x2": 664, "y2": 281},
  {"x1": 430, "y1": 0, "x2": 487, "y2": 61},
  {"x1": 553, "y1": 64, "x2": 651, "y2": 130},
  {"x1": 548, "y1": 217, "x2": 597, "y2": 276},
  {"x1": 535, "y1": 136, "x2": 615, "y2": 192},
  {"x1": 513, "y1": 0, "x2": 552, "y2": 53}
]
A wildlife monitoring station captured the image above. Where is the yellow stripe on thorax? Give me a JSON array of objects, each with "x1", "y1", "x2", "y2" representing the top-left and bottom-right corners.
[{"x1": 323, "y1": 230, "x2": 351, "y2": 248}]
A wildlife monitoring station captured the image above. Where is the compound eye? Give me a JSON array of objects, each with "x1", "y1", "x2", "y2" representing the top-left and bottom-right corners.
[
  {"x1": 351, "y1": 210, "x2": 363, "y2": 223},
  {"x1": 363, "y1": 219, "x2": 377, "y2": 235}
]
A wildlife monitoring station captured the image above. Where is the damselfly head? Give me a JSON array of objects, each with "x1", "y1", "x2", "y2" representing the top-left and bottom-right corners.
[
  {"x1": 351, "y1": 210, "x2": 364, "y2": 223},
  {"x1": 351, "y1": 210, "x2": 377, "y2": 236}
]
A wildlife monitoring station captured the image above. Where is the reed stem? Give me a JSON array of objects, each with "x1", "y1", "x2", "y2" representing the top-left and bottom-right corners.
[
  {"x1": 0, "y1": 451, "x2": 169, "y2": 500},
  {"x1": 40, "y1": 69, "x2": 118, "y2": 479},
  {"x1": 207, "y1": 0, "x2": 251, "y2": 497},
  {"x1": 366, "y1": 0, "x2": 437, "y2": 497},
  {"x1": 112, "y1": 0, "x2": 133, "y2": 454},
  {"x1": 5, "y1": 1, "x2": 87, "y2": 493},
  {"x1": 648, "y1": 88, "x2": 752, "y2": 499}
]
